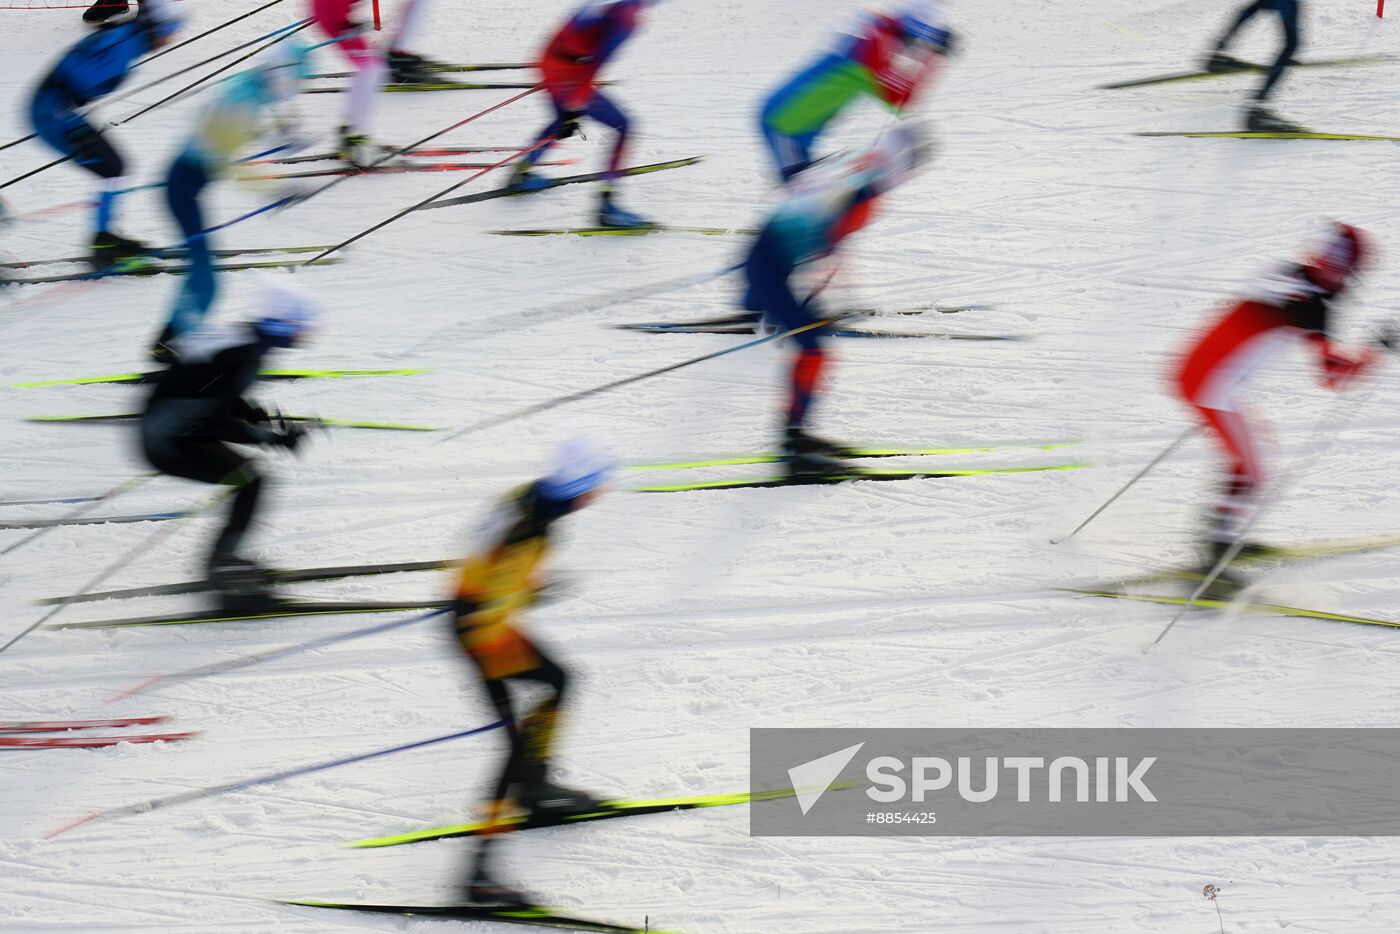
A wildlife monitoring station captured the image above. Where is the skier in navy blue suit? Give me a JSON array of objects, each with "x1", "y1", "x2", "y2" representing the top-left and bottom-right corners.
[
  {"x1": 29, "y1": 0, "x2": 181, "y2": 266},
  {"x1": 1204, "y1": 0, "x2": 1303, "y2": 132}
]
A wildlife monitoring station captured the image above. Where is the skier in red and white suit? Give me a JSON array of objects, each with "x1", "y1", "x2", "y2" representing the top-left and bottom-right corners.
[{"x1": 1176, "y1": 224, "x2": 1378, "y2": 559}]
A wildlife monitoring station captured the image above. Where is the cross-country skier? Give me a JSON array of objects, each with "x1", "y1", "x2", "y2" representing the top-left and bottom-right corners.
[
  {"x1": 742, "y1": 124, "x2": 926, "y2": 478},
  {"x1": 759, "y1": 1, "x2": 953, "y2": 183},
  {"x1": 1203, "y1": 0, "x2": 1303, "y2": 132},
  {"x1": 1176, "y1": 224, "x2": 1379, "y2": 566},
  {"x1": 451, "y1": 438, "x2": 616, "y2": 905},
  {"x1": 311, "y1": 0, "x2": 441, "y2": 166},
  {"x1": 29, "y1": 0, "x2": 181, "y2": 267},
  {"x1": 82, "y1": 0, "x2": 142, "y2": 26},
  {"x1": 140, "y1": 280, "x2": 321, "y2": 609},
  {"x1": 506, "y1": 0, "x2": 656, "y2": 229},
  {"x1": 149, "y1": 45, "x2": 312, "y2": 363}
]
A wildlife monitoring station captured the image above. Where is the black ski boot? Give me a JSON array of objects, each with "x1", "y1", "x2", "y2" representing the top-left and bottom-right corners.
[
  {"x1": 148, "y1": 324, "x2": 179, "y2": 365},
  {"x1": 1246, "y1": 105, "x2": 1306, "y2": 133},
  {"x1": 207, "y1": 556, "x2": 277, "y2": 612},
  {"x1": 83, "y1": 0, "x2": 136, "y2": 25},
  {"x1": 464, "y1": 868, "x2": 534, "y2": 908},
  {"x1": 782, "y1": 426, "x2": 856, "y2": 479},
  {"x1": 387, "y1": 50, "x2": 443, "y2": 84},
  {"x1": 90, "y1": 231, "x2": 150, "y2": 269},
  {"x1": 1203, "y1": 51, "x2": 1252, "y2": 74},
  {"x1": 518, "y1": 778, "x2": 604, "y2": 819}
]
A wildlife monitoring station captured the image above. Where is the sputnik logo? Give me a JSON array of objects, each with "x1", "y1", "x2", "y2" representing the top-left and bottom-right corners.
[{"x1": 787, "y1": 742, "x2": 864, "y2": 815}]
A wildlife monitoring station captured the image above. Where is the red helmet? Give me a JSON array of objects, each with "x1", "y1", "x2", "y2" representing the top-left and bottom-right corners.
[{"x1": 1305, "y1": 223, "x2": 1370, "y2": 294}]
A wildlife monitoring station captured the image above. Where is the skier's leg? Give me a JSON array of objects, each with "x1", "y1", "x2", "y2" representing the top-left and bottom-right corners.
[
  {"x1": 1215, "y1": 1, "x2": 1270, "y2": 52},
  {"x1": 585, "y1": 92, "x2": 630, "y2": 181},
  {"x1": 161, "y1": 153, "x2": 214, "y2": 344},
  {"x1": 1255, "y1": 0, "x2": 1300, "y2": 101}
]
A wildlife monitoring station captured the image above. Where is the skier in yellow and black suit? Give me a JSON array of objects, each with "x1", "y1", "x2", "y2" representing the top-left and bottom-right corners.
[{"x1": 452, "y1": 438, "x2": 616, "y2": 906}]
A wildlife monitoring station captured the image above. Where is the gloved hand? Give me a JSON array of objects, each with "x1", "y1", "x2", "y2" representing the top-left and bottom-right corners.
[
  {"x1": 1374, "y1": 321, "x2": 1399, "y2": 353},
  {"x1": 269, "y1": 421, "x2": 309, "y2": 452}
]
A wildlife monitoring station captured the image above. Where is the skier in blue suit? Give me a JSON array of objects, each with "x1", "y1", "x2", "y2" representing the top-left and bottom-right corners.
[{"x1": 28, "y1": 0, "x2": 181, "y2": 266}]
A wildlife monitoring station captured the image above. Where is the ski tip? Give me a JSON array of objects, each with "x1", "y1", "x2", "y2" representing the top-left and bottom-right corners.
[{"x1": 46, "y1": 809, "x2": 102, "y2": 838}]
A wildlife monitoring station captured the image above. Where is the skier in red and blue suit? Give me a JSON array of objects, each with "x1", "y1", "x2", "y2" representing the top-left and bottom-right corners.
[
  {"x1": 1175, "y1": 223, "x2": 1380, "y2": 563},
  {"x1": 742, "y1": 124, "x2": 927, "y2": 477},
  {"x1": 760, "y1": 2, "x2": 952, "y2": 182},
  {"x1": 507, "y1": 0, "x2": 656, "y2": 228}
]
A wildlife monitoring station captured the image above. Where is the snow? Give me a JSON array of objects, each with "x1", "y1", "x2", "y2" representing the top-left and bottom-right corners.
[{"x1": 4, "y1": 0, "x2": 1400, "y2": 931}]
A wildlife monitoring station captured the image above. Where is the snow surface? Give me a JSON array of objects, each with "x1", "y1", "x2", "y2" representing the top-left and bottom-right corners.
[{"x1": 4, "y1": 1, "x2": 1400, "y2": 931}]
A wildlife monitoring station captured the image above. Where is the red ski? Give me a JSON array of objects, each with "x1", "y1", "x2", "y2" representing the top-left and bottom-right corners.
[
  {"x1": 0, "y1": 731, "x2": 196, "y2": 749},
  {"x1": 0, "y1": 716, "x2": 167, "y2": 733}
]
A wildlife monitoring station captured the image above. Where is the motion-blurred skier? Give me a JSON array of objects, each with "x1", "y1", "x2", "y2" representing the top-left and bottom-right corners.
[
  {"x1": 742, "y1": 124, "x2": 926, "y2": 478},
  {"x1": 450, "y1": 438, "x2": 616, "y2": 905},
  {"x1": 29, "y1": 0, "x2": 181, "y2": 266},
  {"x1": 150, "y1": 45, "x2": 313, "y2": 362},
  {"x1": 1203, "y1": 0, "x2": 1304, "y2": 132},
  {"x1": 506, "y1": 0, "x2": 656, "y2": 228},
  {"x1": 759, "y1": 1, "x2": 953, "y2": 182},
  {"x1": 1176, "y1": 223, "x2": 1380, "y2": 566},
  {"x1": 140, "y1": 281, "x2": 320, "y2": 609}
]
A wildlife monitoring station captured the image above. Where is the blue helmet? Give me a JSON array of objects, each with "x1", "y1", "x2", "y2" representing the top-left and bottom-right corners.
[{"x1": 896, "y1": 1, "x2": 951, "y2": 48}]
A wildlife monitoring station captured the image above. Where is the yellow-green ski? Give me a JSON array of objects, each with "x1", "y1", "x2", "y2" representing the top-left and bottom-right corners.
[{"x1": 1063, "y1": 588, "x2": 1400, "y2": 629}]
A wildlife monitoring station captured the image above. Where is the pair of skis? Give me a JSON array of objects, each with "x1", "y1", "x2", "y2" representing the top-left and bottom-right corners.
[
  {"x1": 1107, "y1": 55, "x2": 1400, "y2": 139},
  {"x1": 614, "y1": 308, "x2": 1019, "y2": 341},
  {"x1": 1063, "y1": 535, "x2": 1400, "y2": 630},
  {"x1": 289, "y1": 786, "x2": 803, "y2": 932},
  {"x1": 0, "y1": 716, "x2": 193, "y2": 749}
]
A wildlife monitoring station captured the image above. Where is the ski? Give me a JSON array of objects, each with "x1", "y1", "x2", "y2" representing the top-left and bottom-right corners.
[
  {"x1": 0, "y1": 245, "x2": 337, "y2": 271},
  {"x1": 1099, "y1": 55, "x2": 1389, "y2": 90},
  {"x1": 627, "y1": 441, "x2": 1078, "y2": 471},
  {"x1": 1137, "y1": 131, "x2": 1400, "y2": 141},
  {"x1": 633, "y1": 464, "x2": 1085, "y2": 493},
  {"x1": 622, "y1": 322, "x2": 1021, "y2": 340},
  {"x1": 418, "y1": 158, "x2": 702, "y2": 212},
  {"x1": 304, "y1": 81, "x2": 541, "y2": 94},
  {"x1": 351, "y1": 786, "x2": 805, "y2": 849},
  {"x1": 262, "y1": 146, "x2": 531, "y2": 165},
  {"x1": 0, "y1": 716, "x2": 166, "y2": 733},
  {"x1": 490, "y1": 225, "x2": 758, "y2": 238},
  {"x1": 310, "y1": 62, "x2": 531, "y2": 79},
  {"x1": 1062, "y1": 588, "x2": 1400, "y2": 630},
  {"x1": 26, "y1": 413, "x2": 441, "y2": 431},
  {"x1": 48, "y1": 599, "x2": 453, "y2": 630},
  {"x1": 0, "y1": 511, "x2": 183, "y2": 531},
  {"x1": 12, "y1": 368, "x2": 423, "y2": 389},
  {"x1": 248, "y1": 160, "x2": 569, "y2": 181},
  {"x1": 616, "y1": 306, "x2": 995, "y2": 331},
  {"x1": 282, "y1": 900, "x2": 680, "y2": 934},
  {"x1": 4, "y1": 257, "x2": 340, "y2": 286},
  {"x1": 40, "y1": 559, "x2": 455, "y2": 606},
  {"x1": 0, "y1": 732, "x2": 196, "y2": 749}
]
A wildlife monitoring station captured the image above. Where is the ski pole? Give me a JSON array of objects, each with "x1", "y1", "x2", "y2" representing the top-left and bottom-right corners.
[
  {"x1": 437, "y1": 315, "x2": 846, "y2": 445},
  {"x1": 46, "y1": 720, "x2": 507, "y2": 838},
  {"x1": 142, "y1": 0, "x2": 289, "y2": 65},
  {"x1": 294, "y1": 90, "x2": 545, "y2": 267},
  {"x1": 112, "y1": 19, "x2": 317, "y2": 127},
  {"x1": 0, "y1": 472, "x2": 156, "y2": 559},
  {"x1": 108, "y1": 606, "x2": 452, "y2": 702},
  {"x1": 0, "y1": 484, "x2": 236, "y2": 659},
  {"x1": 1146, "y1": 387, "x2": 1378, "y2": 652},
  {"x1": 1054, "y1": 427, "x2": 1195, "y2": 543}
]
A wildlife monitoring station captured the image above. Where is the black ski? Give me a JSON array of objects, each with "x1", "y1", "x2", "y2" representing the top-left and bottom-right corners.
[
  {"x1": 0, "y1": 511, "x2": 183, "y2": 532},
  {"x1": 263, "y1": 146, "x2": 526, "y2": 165},
  {"x1": 310, "y1": 62, "x2": 531, "y2": 79},
  {"x1": 40, "y1": 559, "x2": 455, "y2": 606},
  {"x1": 619, "y1": 322, "x2": 1020, "y2": 340},
  {"x1": 304, "y1": 81, "x2": 540, "y2": 94},
  {"x1": 13, "y1": 368, "x2": 423, "y2": 389},
  {"x1": 48, "y1": 599, "x2": 453, "y2": 630},
  {"x1": 1137, "y1": 130, "x2": 1400, "y2": 141},
  {"x1": 4, "y1": 257, "x2": 339, "y2": 286},
  {"x1": 1099, "y1": 55, "x2": 1389, "y2": 90},
  {"x1": 0, "y1": 245, "x2": 337, "y2": 271},
  {"x1": 247, "y1": 161, "x2": 555, "y2": 181},
  {"x1": 281, "y1": 900, "x2": 679, "y2": 934},
  {"x1": 490, "y1": 225, "x2": 757, "y2": 238},
  {"x1": 26, "y1": 414, "x2": 439, "y2": 431},
  {"x1": 417, "y1": 158, "x2": 702, "y2": 212},
  {"x1": 635, "y1": 464, "x2": 1083, "y2": 493}
]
